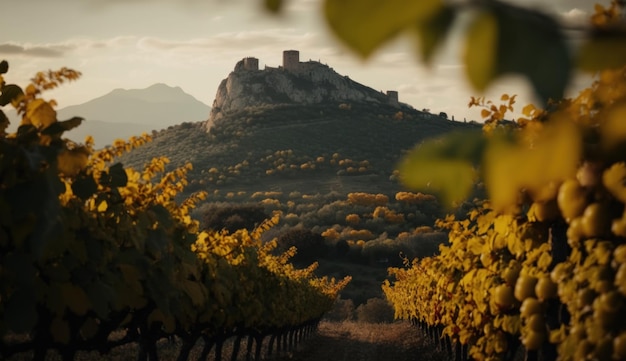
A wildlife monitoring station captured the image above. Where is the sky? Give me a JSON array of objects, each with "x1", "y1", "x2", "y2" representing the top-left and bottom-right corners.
[{"x1": 1, "y1": 0, "x2": 597, "y2": 122}]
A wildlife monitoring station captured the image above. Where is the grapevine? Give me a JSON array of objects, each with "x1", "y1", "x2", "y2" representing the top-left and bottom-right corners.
[
  {"x1": 0, "y1": 61, "x2": 350, "y2": 360},
  {"x1": 384, "y1": 3, "x2": 626, "y2": 361}
]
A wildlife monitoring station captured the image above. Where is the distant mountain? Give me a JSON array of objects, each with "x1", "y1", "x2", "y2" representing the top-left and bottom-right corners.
[
  {"x1": 59, "y1": 83, "x2": 210, "y2": 147},
  {"x1": 5, "y1": 83, "x2": 211, "y2": 148}
]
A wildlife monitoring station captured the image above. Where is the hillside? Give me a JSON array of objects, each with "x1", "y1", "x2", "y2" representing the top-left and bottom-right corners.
[
  {"x1": 119, "y1": 102, "x2": 475, "y2": 198},
  {"x1": 116, "y1": 53, "x2": 481, "y2": 305}
]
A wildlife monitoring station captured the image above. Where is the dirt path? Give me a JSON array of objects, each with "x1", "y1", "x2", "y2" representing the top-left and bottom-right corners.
[
  {"x1": 277, "y1": 321, "x2": 447, "y2": 361},
  {"x1": 4, "y1": 321, "x2": 447, "y2": 361}
]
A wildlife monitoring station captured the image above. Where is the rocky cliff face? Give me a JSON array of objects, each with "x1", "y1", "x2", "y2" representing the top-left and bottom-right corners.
[{"x1": 204, "y1": 59, "x2": 402, "y2": 131}]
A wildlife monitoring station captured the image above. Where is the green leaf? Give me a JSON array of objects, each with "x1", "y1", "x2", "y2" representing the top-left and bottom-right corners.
[
  {"x1": 72, "y1": 173, "x2": 98, "y2": 200},
  {"x1": 0, "y1": 84, "x2": 23, "y2": 107},
  {"x1": 264, "y1": 0, "x2": 282, "y2": 13},
  {"x1": 415, "y1": 5, "x2": 456, "y2": 64},
  {"x1": 41, "y1": 116, "x2": 84, "y2": 137},
  {"x1": 464, "y1": 10, "x2": 498, "y2": 92},
  {"x1": 398, "y1": 131, "x2": 485, "y2": 207},
  {"x1": 0, "y1": 109, "x2": 9, "y2": 134},
  {"x1": 149, "y1": 204, "x2": 174, "y2": 229},
  {"x1": 146, "y1": 229, "x2": 168, "y2": 260},
  {"x1": 493, "y1": 3, "x2": 571, "y2": 105},
  {"x1": 98, "y1": 163, "x2": 127, "y2": 189},
  {"x1": 324, "y1": 0, "x2": 443, "y2": 57},
  {"x1": 578, "y1": 29, "x2": 626, "y2": 71},
  {"x1": 465, "y1": 3, "x2": 571, "y2": 105},
  {"x1": 4, "y1": 287, "x2": 38, "y2": 333},
  {"x1": 109, "y1": 163, "x2": 128, "y2": 187},
  {"x1": 60, "y1": 282, "x2": 91, "y2": 316},
  {"x1": 85, "y1": 281, "x2": 114, "y2": 319},
  {"x1": 0, "y1": 60, "x2": 8, "y2": 74}
]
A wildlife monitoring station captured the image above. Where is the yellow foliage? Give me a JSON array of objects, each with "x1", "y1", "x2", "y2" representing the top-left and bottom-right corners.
[{"x1": 347, "y1": 192, "x2": 389, "y2": 206}]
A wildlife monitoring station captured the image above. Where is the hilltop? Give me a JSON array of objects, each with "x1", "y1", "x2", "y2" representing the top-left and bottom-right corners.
[
  {"x1": 120, "y1": 50, "x2": 476, "y2": 197},
  {"x1": 206, "y1": 50, "x2": 407, "y2": 130}
]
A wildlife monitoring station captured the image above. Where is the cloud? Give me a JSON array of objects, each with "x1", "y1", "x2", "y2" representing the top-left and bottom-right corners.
[
  {"x1": 397, "y1": 84, "x2": 421, "y2": 95},
  {"x1": 0, "y1": 43, "x2": 71, "y2": 58},
  {"x1": 560, "y1": 8, "x2": 589, "y2": 26},
  {"x1": 135, "y1": 29, "x2": 321, "y2": 54}
]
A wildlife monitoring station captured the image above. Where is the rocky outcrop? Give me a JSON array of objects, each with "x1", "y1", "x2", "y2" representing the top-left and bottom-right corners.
[{"x1": 204, "y1": 56, "x2": 404, "y2": 131}]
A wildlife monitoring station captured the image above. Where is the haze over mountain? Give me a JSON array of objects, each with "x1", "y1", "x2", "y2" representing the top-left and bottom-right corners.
[
  {"x1": 60, "y1": 83, "x2": 210, "y2": 147},
  {"x1": 6, "y1": 83, "x2": 211, "y2": 148}
]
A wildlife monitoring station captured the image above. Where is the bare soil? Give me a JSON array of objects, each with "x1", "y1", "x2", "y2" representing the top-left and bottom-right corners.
[
  {"x1": 4, "y1": 321, "x2": 448, "y2": 361},
  {"x1": 275, "y1": 321, "x2": 448, "y2": 361}
]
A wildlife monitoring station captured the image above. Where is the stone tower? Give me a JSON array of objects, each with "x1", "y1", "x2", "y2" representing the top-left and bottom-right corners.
[
  {"x1": 387, "y1": 90, "x2": 399, "y2": 106},
  {"x1": 283, "y1": 50, "x2": 300, "y2": 71},
  {"x1": 243, "y1": 57, "x2": 259, "y2": 71}
]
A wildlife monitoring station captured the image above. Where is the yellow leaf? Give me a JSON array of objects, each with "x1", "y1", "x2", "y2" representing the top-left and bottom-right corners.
[
  {"x1": 24, "y1": 99, "x2": 56, "y2": 128},
  {"x1": 522, "y1": 104, "x2": 537, "y2": 117},
  {"x1": 602, "y1": 101, "x2": 626, "y2": 149},
  {"x1": 324, "y1": 0, "x2": 443, "y2": 57},
  {"x1": 97, "y1": 200, "x2": 108, "y2": 212},
  {"x1": 25, "y1": 84, "x2": 37, "y2": 96},
  {"x1": 57, "y1": 147, "x2": 89, "y2": 177},
  {"x1": 464, "y1": 10, "x2": 498, "y2": 91},
  {"x1": 485, "y1": 118, "x2": 581, "y2": 211},
  {"x1": 501, "y1": 315, "x2": 521, "y2": 334}
]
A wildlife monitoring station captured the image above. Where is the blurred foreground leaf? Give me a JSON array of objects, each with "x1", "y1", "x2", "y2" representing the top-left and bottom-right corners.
[
  {"x1": 485, "y1": 118, "x2": 581, "y2": 211},
  {"x1": 399, "y1": 131, "x2": 485, "y2": 207},
  {"x1": 324, "y1": 0, "x2": 442, "y2": 57},
  {"x1": 415, "y1": 5, "x2": 456, "y2": 64},
  {"x1": 465, "y1": 3, "x2": 571, "y2": 105},
  {"x1": 579, "y1": 29, "x2": 626, "y2": 71}
]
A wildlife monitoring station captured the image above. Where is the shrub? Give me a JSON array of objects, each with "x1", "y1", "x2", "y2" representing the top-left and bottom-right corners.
[
  {"x1": 324, "y1": 298, "x2": 355, "y2": 321},
  {"x1": 200, "y1": 203, "x2": 269, "y2": 233},
  {"x1": 276, "y1": 228, "x2": 328, "y2": 263},
  {"x1": 355, "y1": 298, "x2": 394, "y2": 323},
  {"x1": 335, "y1": 239, "x2": 350, "y2": 257}
]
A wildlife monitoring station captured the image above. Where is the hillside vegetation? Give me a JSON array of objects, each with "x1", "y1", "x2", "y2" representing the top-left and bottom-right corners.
[{"x1": 117, "y1": 101, "x2": 479, "y2": 304}]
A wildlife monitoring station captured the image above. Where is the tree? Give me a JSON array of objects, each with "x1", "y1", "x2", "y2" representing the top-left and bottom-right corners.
[{"x1": 276, "y1": 228, "x2": 328, "y2": 263}]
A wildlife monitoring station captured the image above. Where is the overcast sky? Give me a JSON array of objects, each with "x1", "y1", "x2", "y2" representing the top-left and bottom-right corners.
[{"x1": 1, "y1": 0, "x2": 596, "y2": 121}]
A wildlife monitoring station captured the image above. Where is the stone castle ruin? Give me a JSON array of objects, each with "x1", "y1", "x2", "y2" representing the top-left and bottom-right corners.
[
  {"x1": 283, "y1": 50, "x2": 300, "y2": 71},
  {"x1": 207, "y1": 50, "x2": 407, "y2": 131},
  {"x1": 242, "y1": 57, "x2": 259, "y2": 71},
  {"x1": 235, "y1": 50, "x2": 400, "y2": 106}
]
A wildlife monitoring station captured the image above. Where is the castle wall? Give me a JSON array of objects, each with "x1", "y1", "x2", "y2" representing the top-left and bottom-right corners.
[
  {"x1": 283, "y1": 50, "x2": 300, "y2": 71},
  {"x1": 387, "y1": 90, "x2": 399, "y2": 106},
  {"x1": 243, "y1": 57, "x2": 259, "y2": 71}
]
